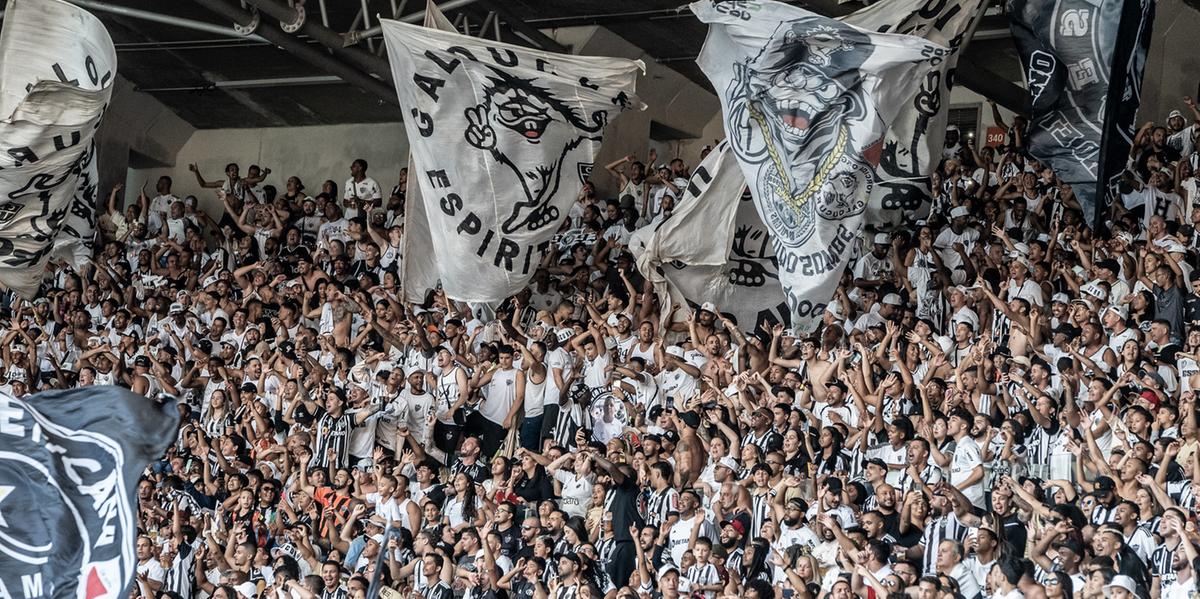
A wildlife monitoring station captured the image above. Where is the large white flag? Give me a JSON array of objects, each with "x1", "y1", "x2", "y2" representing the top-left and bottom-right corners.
[
  {"x1": 841, "y1": 0, "x2": 987, "y2": 224},
  {"x1": 383, "y1": 12, "x2": 643, "y2": 304},
  {"x1": 632, "y1": 141, "x2": 789, "y2": 331},
  {"x1": 0, "y1": 0, "x2": 114, "y2": 297},
  {"x1": 692, "y1": 0, "x2": 946, "y2": 333}
]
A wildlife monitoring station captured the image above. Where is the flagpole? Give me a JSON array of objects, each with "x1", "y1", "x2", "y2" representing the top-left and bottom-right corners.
[{"x1": 366, "y1": 525, "x2": 394, "y2": 599}]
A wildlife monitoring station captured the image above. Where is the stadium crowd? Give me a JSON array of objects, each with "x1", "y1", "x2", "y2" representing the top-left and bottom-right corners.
[{"x1": 19, "y1": 95, "x2": 1200, "y2": 599}]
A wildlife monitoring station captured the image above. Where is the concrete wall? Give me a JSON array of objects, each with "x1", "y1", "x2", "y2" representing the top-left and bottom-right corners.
[
  {"x1": 547, "y1": 25, "x2": 722, "y2": 198},
  {"x1": 1141, "y1": 1, "x2": 1200, "y2": 126},
  {"x1": 127, "y1": 123, "x2": 408, "y2": 218},
  {"x1": 96, "y1": 76, "x2": 195, "y2": 193}
]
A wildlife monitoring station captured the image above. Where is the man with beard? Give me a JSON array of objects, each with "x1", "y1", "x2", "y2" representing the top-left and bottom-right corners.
[
  {"x1": 910, "y1": 482, "x2": 973, "y2": 575},
  {"x1": 1152, "y1": 508, "x2": 1188, "y2": 597},
  {"x1": 775, "y1": 497, "x2": 817, "y2": 552},
  {"x1": 718, "y1": 514, "x2": 751, "y2": 578},
  {"x1": 1160, "y1": 517, "x2": 1196, "y2": 599},
  {"x1": 450, "y1": 436, "x2": 488, "y2": 484}
]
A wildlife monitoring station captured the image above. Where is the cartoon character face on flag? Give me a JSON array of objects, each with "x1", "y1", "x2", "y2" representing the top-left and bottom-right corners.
[
  {"x1": 725, "y1": 20, "x2": 879, "y2": 248},
  {"x1": 464, "y1": 68, "x2": 614, "y2": 235}
]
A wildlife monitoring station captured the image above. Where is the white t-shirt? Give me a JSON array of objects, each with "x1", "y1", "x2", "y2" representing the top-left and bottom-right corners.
[
  {"x1": 950, "y1": 436, "x2": 985, "y2": 508},
  {"x1": 553, "y1": 470, "x2": 594, "y2": 518},
  {"x1": 343, "y1": 176, "x2": 383, "y2": 219}
]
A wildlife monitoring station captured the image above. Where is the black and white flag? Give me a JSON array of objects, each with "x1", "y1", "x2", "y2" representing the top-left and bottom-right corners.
[
  {"x1": 1009, "y1": 0, "x2": 1155, "y2": 228},
  {"x1": 0, "y1": 0, "x2": 114, "y2": 298},
  {"x1": 692, "y1": 0, "x2": 946, "y2": 333},
  {"x1": 0, "y1": 387, "x2": 178, "y2": 598},
  {"x1": 842, "y1": 0, "x2": 987, "y2": 224},
  {"x1": 632, "y1": 141, "x2": 789, "y2": 331},
  {"x1": 383, "y1": 10, "x2": 643, "y2": 303}
]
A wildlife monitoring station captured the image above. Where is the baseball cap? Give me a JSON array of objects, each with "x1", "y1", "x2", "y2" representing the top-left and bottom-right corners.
[
  {"x1": 717, "y1": 456, "x2": 739, "y2": 471},
  {"x1": 1096, "y1": 259, "x2": 1120, "y2": 274},
  {"x1": 882, "y1": 293, "x2": 903, "y2": 306},
  {"x1": 1103, "y1": 304, "x2": 1128, "y2": 320},
  {"x1": 950, "y1": 206, "x2": 969, "y2": 219},
  {"x1": 665, "y1": 345, "x2": 685, "y2": 358},
  {"x1": 1051, "y1": 292, "x2": 1070, "y2": 304},
  {"x1": 699, "y1": 301, "x2": 717, "y2": 314},
  {"x1": 240, "y1": 382, "x2": 258, "y2": 393},
  {"x1": 657, "y1": 564, "x2": 680, "y2": 578},
  {"x1": 873, "y1": 233, "x2": 890, "y2": 245},
  {"x1": 133, "y1": 355, "x2": 151, "y2": 368},
  {"x1": 1093, "y1": 475, "x2": 1116, "y2": 493},
  {"x1": 1169, "y1": 109, "x2": 1184, "y2": 119},
  {"x1": 169, "y1": 302, "x2": 185, "y2": 315}
]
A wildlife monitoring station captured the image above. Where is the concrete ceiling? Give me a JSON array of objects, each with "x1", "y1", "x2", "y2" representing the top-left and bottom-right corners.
[{"x1": 46, "y1": 0, "x2": 1024, "y2": 129}]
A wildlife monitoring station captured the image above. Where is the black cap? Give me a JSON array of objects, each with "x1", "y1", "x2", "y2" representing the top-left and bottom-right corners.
[
  {"x1": 826, "y1": 380, "x2": 849, "y2": 392},
  {"x1": 1096, "y1": 259, "x2": 1120, "y2": 274},
  {"x1": 133, "y1": 355, "x2": 151, "y2": 367},
  {"x1": 863, "y1": 458, "x2": 888, "y2": 471},
  {"x1": 825, "y1": 477, "x2": 844, "y2": 493},
  {"x1": 662, "y1": 431, "x2": 680, "y2": 445},
  {"x1": 240, "y1": 382, "x2": 258, "y2": 393},
  {"x1": 1093, "y1": 476, "x2": 1116, "y2": 493}
]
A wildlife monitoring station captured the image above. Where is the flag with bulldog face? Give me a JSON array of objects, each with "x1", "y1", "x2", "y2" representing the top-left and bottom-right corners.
[
  {"x1": 692, "y1": 0, "x2": 946, "y2": 333},
  {"x1": 0, "y1": 0, "x2": 114, "y2": 298},
  {"x1": 382, "y1": 13, "x2": 643, "y2": 303}
]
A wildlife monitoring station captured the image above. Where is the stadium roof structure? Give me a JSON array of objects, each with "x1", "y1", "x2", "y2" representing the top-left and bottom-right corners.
[{"x1": 4, "y1": 0, "x2": 1028, "y2": 128}]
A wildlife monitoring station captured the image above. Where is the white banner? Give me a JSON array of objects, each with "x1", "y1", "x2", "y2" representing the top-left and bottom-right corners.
[
  {"x1": 692, "y1": 0, "x2": 945, "y2": 333},
  {"x1": 841, "y1": 0, "x2": 987, "y2": 224},
  {"x1": 632, "y1": 141, "x2": 789, "y2": 331},
  {"x1": 0, "y1": 0, "x2": 114, "y2": 298},
  {"x1": 384, "y1": 9, "x2": 643, "y2": 304}
]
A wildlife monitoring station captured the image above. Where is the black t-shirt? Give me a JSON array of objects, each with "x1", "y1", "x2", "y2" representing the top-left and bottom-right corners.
[
  {"x1": 496, "y1": 523, "x2": 523, "y2": 557},
  {"x1": 608, "y1": 474, "x2": 643, "y2": 543},
  {"x1": 510, "y1": 579, "x2": 537, "y2": 599}
]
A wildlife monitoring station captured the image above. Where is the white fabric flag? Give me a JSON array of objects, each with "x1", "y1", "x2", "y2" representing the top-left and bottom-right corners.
[
  {"x1": 632, "y1": 141, "x2": 789, "y2": 331},
  {"x1": 692, "y1": 0, "x2": 946, "y2": 333},
  {"x1": 383, "y1": 14, "x2": 643, "y2": 304},
  {"x1": 0, "y1": 0, "x2": 114, "y2": 297},
  {"x1": 841, "y1": 0, "x2": 987, "y2": 224}
]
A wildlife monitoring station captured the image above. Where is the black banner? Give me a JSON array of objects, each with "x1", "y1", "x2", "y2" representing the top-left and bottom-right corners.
[
  {"x1": 1008, "y1": 0, "x2": 1155, "y2": 229},
  {"x1": 0, "y1": 387, "x2": 178, "y2": 599}
]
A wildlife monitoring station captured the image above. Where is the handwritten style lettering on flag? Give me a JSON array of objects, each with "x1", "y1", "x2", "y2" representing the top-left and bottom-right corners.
[
  {"x1": 383, "y1": 7, "x2": 644, "y2": 303},
  {"x1": 0, "y1": 387, "x2": 178, "y2": 599},
  {"x1": 692, "y1": 0, "x2": 946, "y2": 333},
  {"x1": 0, "y1": 0, "x2": 115, "y2": 297},
  {"x1": 1008, "y1": 0, "x2": 1155, "y2": 229}
]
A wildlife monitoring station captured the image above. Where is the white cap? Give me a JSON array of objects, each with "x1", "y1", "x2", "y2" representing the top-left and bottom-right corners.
[
  {"x1": 1104, "y1": 304, "x2": 1129, "y2": 320},
  {"x1": 1052, "y1": 292, "x2": 1070, "y2": 304},
  {"x1": 201, "y1": 275, "x2": 219, "y2": 288},
  {"x1": 827, "y1": 301, "x2": 844, "y2": 320},
  {"x1": 235, "y1": 582, "x2": 258, "y2": 599},
  {"x1": 1104, "y1": 575, "x2": 1137, "y2": 597},
  {"x1": 555, "y1": 328, "x2": 575, "y2": 343},
  {"x1": 665, "y1": 345, "x2": 685, "y2": 358},
  {"x1": 717, "y1": 456, "x2": 739, "y2": 471},
  {"x1": 1082, "y1": 282, "x2": 1107, "y2": 301},
  {"x1": 169, "y1": 302, "x2": 185, "y2": 314},
  {"x1": 699, "y1": 301, "x2": 717, "y2": 313},
  {"x1": 950, "y1": 206, "x2": 969, "y2": 219},
  {"x1": 873, "y1": 233, "x2": 890, "y2": 245},
  {"x1": 882, "y1": 293, "x2": 903, "y2": 306}
]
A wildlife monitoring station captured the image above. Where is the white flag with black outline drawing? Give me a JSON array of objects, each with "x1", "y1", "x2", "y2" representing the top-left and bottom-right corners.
[
  {"x1": 0, "y1": 0, "x2": 114, "y2": 298},
  {"x1": 692, "y1": 0, "x2": 946, "y2": 333},
  {"x1": 632, "y1": 141, "x2": 789, "y2": 332},
  {"x1": 841, "y1": 0, "x2": 987, "y2": 224},
  {"x1": 383, "y1": 11, "x2": 643, "y2": 304}
]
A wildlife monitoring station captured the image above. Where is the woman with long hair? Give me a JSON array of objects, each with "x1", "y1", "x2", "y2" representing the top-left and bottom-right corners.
[
  {"x1": 444, "y1": 471, "x2": 486, "y2": 531},
  {"x1": 808, "y1": 426, "x2": 849, "y2": 476}
]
